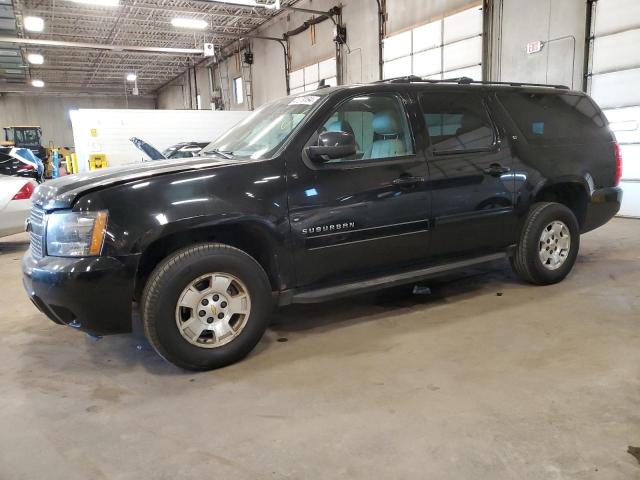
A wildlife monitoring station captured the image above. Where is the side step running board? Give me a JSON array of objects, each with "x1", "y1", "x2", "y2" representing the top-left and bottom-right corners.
[{"x1": 279, "y1": 252, "x2": 509, "y2": 306}]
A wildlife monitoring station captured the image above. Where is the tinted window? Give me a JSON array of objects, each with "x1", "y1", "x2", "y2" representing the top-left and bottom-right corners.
[
  {"x1": 498, "y1": 92, "x2": 610, "y2": 144},
  {"x1": 317, "y1": 94, "x2": 415, "y2": 163},
  {"x1": 420, "y1": 93, "x2": 495, "y2": 153}
]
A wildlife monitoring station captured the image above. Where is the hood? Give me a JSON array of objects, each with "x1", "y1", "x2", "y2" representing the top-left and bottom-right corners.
[
  {"x1": 130, "y1": 137, "x2": 166, "y2": 160},
  {"x1": 32, "y1": 156, "x2": 241, "y2": 210}
]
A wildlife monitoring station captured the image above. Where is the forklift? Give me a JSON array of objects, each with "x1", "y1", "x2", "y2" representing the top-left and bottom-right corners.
[{"x1": 2, "y1": 126, "x2": 47, "y2": 161}]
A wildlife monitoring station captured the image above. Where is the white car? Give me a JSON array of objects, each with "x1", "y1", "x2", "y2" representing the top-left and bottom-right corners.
[{"x1": 0, "y1": 175, "x2": 36, "y2": 238}]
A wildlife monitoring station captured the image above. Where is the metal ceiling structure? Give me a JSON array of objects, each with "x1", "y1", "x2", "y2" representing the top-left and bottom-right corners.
[
  {"x1": 1, "y1": 0, "x2": 296, "y2": 95},
  {"x1": 0, "y1": 0, "x2": 26, "y2": 85}
]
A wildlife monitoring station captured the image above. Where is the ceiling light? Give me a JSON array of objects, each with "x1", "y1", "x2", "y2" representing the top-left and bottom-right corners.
[
  {"x1": 27, "y1": 53, "x2": 44, "y2": 65},
  {"x1": 126, "y1": 73, "x2": 137, "y2": 82},
  {"x1": 0, "y1": 49, "x2": 19, "y2": 56},
  {"x1": 171, "y1": 18, "x2": 208, "y2": 30},
  {"x1": 32, "y1": 79, "x2": 45, "y2": 88},
  {"x1": 23, "y1": 16, "x2": 45, "y2": 32},
  {"x1": 69, "y1": 0, "x2": 119, "y2": 6}
]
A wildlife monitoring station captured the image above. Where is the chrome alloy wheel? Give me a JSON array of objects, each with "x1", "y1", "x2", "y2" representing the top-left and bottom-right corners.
[
  {"x1": 538, "y1": 221, "x2": 571, "y2": 271},
  {"x1": 175, "y1": 273, "x2": 251, "y2": 348}
]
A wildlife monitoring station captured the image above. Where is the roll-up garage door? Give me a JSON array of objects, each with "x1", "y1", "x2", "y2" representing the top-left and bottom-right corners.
[
  {"x1": 383, "y1": 4, "x2": 483, "y2": 81},
  {"x1": 588, "y1": 0, "x2": 640, "y2": 217}
]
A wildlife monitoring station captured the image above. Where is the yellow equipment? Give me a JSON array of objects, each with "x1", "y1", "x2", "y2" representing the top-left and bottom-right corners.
[{"x1": 89, "y1": 154, "x2": 108, "y2": 170}]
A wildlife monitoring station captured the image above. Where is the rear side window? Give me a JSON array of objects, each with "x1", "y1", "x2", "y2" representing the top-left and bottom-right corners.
[
  {"x1": 420, "y1": 93, "x2": 496, "y2": 153},
  {"x1": 498, "y1": 92, "x2": 610, "y2": 144}
]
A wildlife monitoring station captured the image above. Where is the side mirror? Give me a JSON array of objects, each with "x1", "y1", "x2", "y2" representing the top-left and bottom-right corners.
[{"x1": 306, "y1": 131, "x2": 357, "y2": 162}]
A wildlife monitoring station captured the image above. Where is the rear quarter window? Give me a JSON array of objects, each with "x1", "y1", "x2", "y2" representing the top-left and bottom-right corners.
[{"x1": 498, "y1": 92, "x2": 612, "y2": 145}]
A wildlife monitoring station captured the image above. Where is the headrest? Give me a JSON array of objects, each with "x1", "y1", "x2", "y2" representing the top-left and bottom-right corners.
[
  {"x1": 326, "y1": 120, "x2": 355, "y2": 137},
  {"x1": 373, "y1": 113, "x2": 400, "y2": 136}
]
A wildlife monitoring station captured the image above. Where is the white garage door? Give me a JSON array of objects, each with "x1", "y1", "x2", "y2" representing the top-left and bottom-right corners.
[
  {"x1": 588, "y1": 0, "x2": 640, "y2": 217},
  {"x1": 383, "y1": 4, "x2": 483, "y2": 81}
]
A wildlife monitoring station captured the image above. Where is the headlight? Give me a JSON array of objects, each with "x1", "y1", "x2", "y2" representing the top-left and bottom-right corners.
[{"x1": 46, "y1": 211, "x2": 108, "y2": 257}]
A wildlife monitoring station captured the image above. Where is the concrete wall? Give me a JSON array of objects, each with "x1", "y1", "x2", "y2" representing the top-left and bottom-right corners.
[
  {"x1": 0, "y1": 94, "x2": 154, "y2": 147},
  {"x1": 492, "y1": 0, "x2": 587, "y2": 90},
  {"x1": 156, "y1": 0, "x2": 590, "y2": 111}
]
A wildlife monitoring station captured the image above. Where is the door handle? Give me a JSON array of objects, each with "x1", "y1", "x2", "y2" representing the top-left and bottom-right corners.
[
  {"x1": 482, "y1": 163, "x2": 511, "y2": 176},
  {"x1": 392, "y1": 176, "x2": 425, "y2": 186}
]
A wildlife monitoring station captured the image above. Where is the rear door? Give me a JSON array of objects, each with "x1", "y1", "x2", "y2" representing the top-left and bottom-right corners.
[
  {"x1": 286, "y1": 91, "x2": 432, "y2": 287},
  {"x1": 419, "y1": 90, "x2": 517, "y2": 256}
]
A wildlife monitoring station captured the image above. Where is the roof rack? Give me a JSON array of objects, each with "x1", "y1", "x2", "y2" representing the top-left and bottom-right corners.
[{"x1": 376, "y1": 76, "x2": 570, "y2": 90}]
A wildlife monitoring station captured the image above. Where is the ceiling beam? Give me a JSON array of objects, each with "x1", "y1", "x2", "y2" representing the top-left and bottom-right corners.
[{"x1": 0, "y1": 36, "x2": 204, "y2": 54}]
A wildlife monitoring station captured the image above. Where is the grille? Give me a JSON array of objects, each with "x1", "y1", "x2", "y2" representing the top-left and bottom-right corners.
[{"x1": 29, "y1": 206, "x2": 46, "y2": 259}]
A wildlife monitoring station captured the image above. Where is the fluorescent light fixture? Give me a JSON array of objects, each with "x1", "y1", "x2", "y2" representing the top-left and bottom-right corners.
[
  {"x1": 27, "y1": 53, "x2": 44, "y2": 65},
  {"x1": 24, "y1": 16, "x2": 44, "y2": 32},
  {"x1": 69, "y1": 0, "x2": 120, "y2": 6},
  {"x1": 5, "y1": 69, "x2": 23, "y2": 74},
  {"x1": 171, "y1": 18, "x2": 208, "y2": 30},
  {"x1": 31, "y1": 79, "x2": 45, "y2": 88},
  {"x1": 126, "y1": 73, "x2": 137, "y2": 82},
  {"x1": 0, "y1": 49, "x2": 19, "y2": 56}
]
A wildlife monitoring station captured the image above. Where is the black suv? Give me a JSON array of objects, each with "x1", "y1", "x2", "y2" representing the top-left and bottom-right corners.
[{"x1": 22, "y1": 78, "x2": 623, "y2": 370}]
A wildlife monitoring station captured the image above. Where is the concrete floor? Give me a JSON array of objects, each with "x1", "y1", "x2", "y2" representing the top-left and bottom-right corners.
[{"x1": 0, "y1": 219, "x2": 639, "y2": 479}]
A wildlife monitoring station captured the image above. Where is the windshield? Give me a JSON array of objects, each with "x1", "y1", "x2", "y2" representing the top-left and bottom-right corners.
[{"x1": 201, "y1": 94, "x2": 324, "y2": 160}]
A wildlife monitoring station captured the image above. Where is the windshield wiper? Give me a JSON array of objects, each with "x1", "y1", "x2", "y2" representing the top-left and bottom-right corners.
[{"x1": 202, "y1": 148, "x2": 234, "y2": 159}]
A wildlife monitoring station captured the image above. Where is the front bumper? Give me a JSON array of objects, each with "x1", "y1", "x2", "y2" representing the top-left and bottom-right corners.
[
  {"x1": 582, "y1": 186, "x2": 623, "y2": 233},
  {"x1": 22, "y1": 250, "x2": 140, "y2": 335}
]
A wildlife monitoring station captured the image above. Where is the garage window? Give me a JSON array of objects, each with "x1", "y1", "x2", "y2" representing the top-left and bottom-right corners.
[
  {"x1": 420, "y1": 92, "x2": 494, "y2": 153},
  {"x1": 233, "y1": 77, "x2": 244, "y2": 104},
  {"x1": 383, "y1": 4, "x2": 483, "y2": 81},
  {"x1": 290, "y1": 58, "x2": 337, "y2": 95}
]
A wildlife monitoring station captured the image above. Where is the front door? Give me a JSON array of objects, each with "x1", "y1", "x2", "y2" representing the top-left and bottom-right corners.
[
  {"x1": 419, "y1": 90, "x2": 517, "y2": 256},
  {"x1": 287, "y1": 92, "x2": 431, "y2": 288}
]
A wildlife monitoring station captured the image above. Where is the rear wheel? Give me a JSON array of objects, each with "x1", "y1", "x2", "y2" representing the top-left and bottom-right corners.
[
  {"x1": 141, "y1": 243, "x2": 272, "y2": 371},
  {"x1": 511, "y1": 202, "x2": 580, "y2": 285}
]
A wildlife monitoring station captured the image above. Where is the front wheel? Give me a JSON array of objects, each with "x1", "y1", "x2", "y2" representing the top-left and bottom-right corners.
[
  {"x1": 511, "y1": 202, "x2": 580, "y2": 285},
  {"x1": 141, "y1": 243, "x2": 273, "y2": 371}
]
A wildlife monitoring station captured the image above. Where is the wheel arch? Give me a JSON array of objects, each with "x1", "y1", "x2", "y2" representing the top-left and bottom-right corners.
[
  {"x1": 134, "y1": 219, "x2": 286, "y2": 300},
  {"x1": 532, "y1": 177, "x2": 591, "y2": 229}
]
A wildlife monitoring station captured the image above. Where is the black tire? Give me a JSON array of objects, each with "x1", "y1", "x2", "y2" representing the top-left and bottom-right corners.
[
  {"x1": 141, "y1": 243, "x2": 273, "y2": 371},
  {"x1": 511, "y1": 202, "x2": 580, "y2": 285}
]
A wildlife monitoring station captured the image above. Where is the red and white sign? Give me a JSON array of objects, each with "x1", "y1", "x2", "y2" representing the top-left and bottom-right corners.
[{"x1": 527, "y1": 40, "x2": 543, "y2": 54}]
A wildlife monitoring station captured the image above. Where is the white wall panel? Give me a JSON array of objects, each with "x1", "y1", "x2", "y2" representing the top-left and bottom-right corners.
[
  {"x1": 383, "y1": 56, "x2": 412, "y2": 79},
  {"x1": 592, "y1": 30, "x2": 640, "y2": 75},
  {"x1": 413, "y1": 21, "x2": 441, "y2": 52},
  {"x1": 619, "y1": 145, "x2": 640, "y2": 180},
  {"x1": 70, "y1": 109, "x2": 249, "y2": 172},
  {"x1": 289, "y1": 69, "x2": 304, "y2": 89},
  {"x1": 618, "y1": 182, "x2": 640, "y2": 217},
  {"x1": 383, "y1": 30, "x2": 412, "y2": 62},
  {"x1": 443, "y1": 36, "x2": 482, "y2": 72},
  {"x1": 593, "y1": 0, "x2": 640, "y2": 37},
  {"x1": 604, "y1": 107, "x2": 640, "y2": 145},
  {"x1": 443, "y1": 6, "x2": 483, "y2": 43},
  {"x1": 591, "y1": 68, "x2": 640, "y2": 109},
  {"x1": 413, "y1": 48, "x2": 442, "y2": 76},
  {"x1": 304, "y1": 64, "x2": 319, "y2": 84},
  {"x1": 443, "y1": 65, "x2": 482, "y2": 80},
  {"x1": 318, "y1": 57, "x2": 337, "y2": 80}
]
